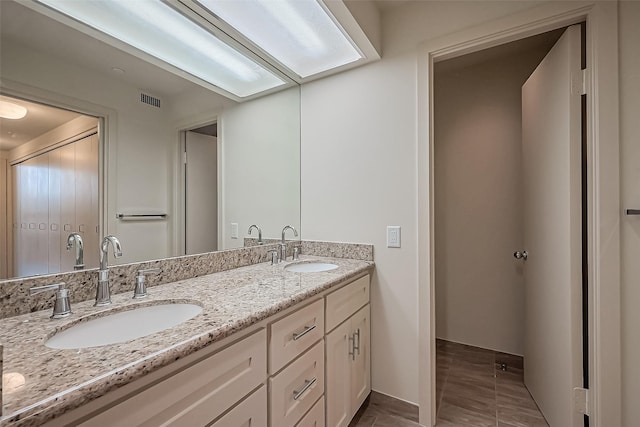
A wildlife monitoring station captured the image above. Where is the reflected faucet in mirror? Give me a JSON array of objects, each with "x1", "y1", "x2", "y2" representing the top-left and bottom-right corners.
[
  {"x1": 248, "y1": 224, "x2": 263, "y2": 245},
  {"x1": 96, "y1": 236, "x2": 122, "y2": 307},
  {"x1": 280, "y1": 225, "x2": 299, "y2": 262},
  {"x1": 66, "y1": 233, "x2": 84, "y2": 271}
]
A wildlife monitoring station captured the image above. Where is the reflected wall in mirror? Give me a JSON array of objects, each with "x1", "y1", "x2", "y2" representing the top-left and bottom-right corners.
[
  {"x1": 0, "y1": 96, "x2": 100, "y2": 279},
  {"x1": 0, "y1": 0, "x2": 300, "y2": 280}
]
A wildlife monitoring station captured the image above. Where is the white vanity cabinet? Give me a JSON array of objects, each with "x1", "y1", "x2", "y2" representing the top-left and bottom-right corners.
[
  {"x1": 42, "y1": 272, "x2": 371, "y2": 427},
  {"x1": 325, "y1": 275, "x2": 371, "y2": 427}
]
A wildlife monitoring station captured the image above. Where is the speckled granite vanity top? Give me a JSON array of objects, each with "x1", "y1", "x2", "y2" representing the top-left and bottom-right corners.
[{"x1": 0, "y1": 255, "x2": 373, "y2": 426}]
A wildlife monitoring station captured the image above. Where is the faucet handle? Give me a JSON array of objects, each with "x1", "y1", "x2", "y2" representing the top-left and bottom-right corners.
[
  {"x1": 30, "y1": 282, "x2": 71, "y2": 319},
  {"x1": 293, "y1": 245, "x2": 301, "y2": 261},
  {"x1": 267, "y1": 249, "x2": 279, "y2": 265},
  {"x1": 134, "y1": 268, "x2": 161, "y2": 299}
]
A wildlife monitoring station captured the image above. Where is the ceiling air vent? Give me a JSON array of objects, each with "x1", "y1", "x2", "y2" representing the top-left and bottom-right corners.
[{"x1": 140, "y1": 93, "x2": 161, "y2": 108}]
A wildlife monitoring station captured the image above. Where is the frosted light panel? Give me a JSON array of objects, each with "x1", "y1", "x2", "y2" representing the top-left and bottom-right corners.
[
  {"x1": 200, "y1": 0, "x2": 363, "y2": 78},
  {"x1": 35, "y1": 0, "x2": 285, "y2": 97}
]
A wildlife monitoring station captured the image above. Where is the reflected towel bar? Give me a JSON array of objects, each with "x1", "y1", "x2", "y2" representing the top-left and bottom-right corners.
[
  {"x1": 116, "y1": 213, "x2": 168, "y2": 220},
  {"x1": 626, "y1": 209, "x2": 640, "y2": 215}
]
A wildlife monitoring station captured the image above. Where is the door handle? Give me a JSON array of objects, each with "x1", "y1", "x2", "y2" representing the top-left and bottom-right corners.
[{"x1": 513, "y1": 250, "x2": 528, "y2": 260}]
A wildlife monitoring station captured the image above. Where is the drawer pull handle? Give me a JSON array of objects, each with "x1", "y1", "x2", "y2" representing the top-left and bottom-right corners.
[
  {"x1": 293, "y1": 378, "x2": 317, "y2": 400},
  {"x1": 292, "y1": 324, "x2": 316, "y2": 341},
  {"x1": 355, "y1": 328, "x2": 361, "y2": 355}
]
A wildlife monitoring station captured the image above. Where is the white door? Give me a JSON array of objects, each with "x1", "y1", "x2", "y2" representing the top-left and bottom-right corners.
[
  {"x1": 521, "y1": 25, "x2": 583, "y2": 427},
  {"x1": 185, "y1": 130, "x2": 218, "y2": 255}
]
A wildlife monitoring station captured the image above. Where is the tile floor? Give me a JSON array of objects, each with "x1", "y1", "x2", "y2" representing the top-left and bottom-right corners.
[{"x1": 351, "y1": 339, "x2": 549, "y2": 427}]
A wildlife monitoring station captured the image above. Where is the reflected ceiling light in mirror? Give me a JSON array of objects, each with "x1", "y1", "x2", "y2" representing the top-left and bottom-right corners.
[
  {"x1": 0, "y1": 100, "x2": 28, "y2": 120},
  {"x1": 34, "y1": 0, "x2": 286, "y2": 97},
  {"x1": 199, "y1": 0, "x2": 363, "y2": 78}
]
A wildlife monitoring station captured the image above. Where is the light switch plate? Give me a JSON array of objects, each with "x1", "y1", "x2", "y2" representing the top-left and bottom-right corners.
[
  {"x1": 387, "y1": 226, "x2": 401, "y2": 248},
  {"x1": 231, "y1": 222, "x2": 238, "y2": 239}
]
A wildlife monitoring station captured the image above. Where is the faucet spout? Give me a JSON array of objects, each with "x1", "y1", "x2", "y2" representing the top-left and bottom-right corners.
[
  {"x1": 66, "y1": 233, "x2": 84, "y2": 270},
  {"x1": 281, "y1": 225, "x2": 298, "y2": 244},
  {"x1": 96, "y1": 235, "x2": 123, "y2": 306},
  {"x1": 248, "y1": 224, "x2": 263, "y2": 245},
  {"x1": 100, "y1": 235, "x2": 122, "y2": 270},
  {"x1": 280, "y1": 225, "x2": 298, "y2": 262}
]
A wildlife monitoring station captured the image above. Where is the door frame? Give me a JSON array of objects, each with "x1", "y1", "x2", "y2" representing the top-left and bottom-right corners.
[
  {"x1": 0, "y1": 78, "x2": 115, "y2": 261},
  {"x1": 417, "y1": 2, "x2": 620, "y2": 426},
  {"x1": 172, "y1": 112, "x2": 222, "y2": 256}
]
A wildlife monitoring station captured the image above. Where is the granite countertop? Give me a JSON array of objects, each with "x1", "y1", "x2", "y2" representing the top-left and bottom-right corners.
[{"x1": 0, "y1": 255, "x2": 373, "y2": 426}]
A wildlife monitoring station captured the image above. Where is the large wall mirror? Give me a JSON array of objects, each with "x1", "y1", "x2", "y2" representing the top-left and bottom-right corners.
[{"x1": 0, "y1": 0, "x2": 301, "y2": 280}]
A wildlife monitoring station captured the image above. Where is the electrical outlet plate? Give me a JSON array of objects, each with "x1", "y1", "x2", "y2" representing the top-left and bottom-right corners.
[
  {"x1": 231, "y1": 222, "x2": 239, "y2": 239},
  {"x1": 387, "y1": 226, "x2": 401, "y2": 248}
]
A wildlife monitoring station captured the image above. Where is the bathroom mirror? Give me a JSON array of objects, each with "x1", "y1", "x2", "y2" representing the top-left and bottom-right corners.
[{"x1": 0, "y1": 0, "x2": 301, "y2": 280}]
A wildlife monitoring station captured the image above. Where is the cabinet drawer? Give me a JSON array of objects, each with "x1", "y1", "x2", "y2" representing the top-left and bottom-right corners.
[
  {"x1": 211, "y1": 385, "x2": 267, "y2": 427},
  {"x1": 270, "y1": 299, "x2": 324, "y2": 373},
  {"x1": 81, "y1": 329, "x2": 266, "y2": 427},
  {"x1": 295, "y1": 396, "x2": 325, "y2": 427},
  {"x1": 326, "y1": 275, "x2": 370, "y2": 333},
  {"x1": 270, "y1": 340, "x2": 325, "y2": 427}
]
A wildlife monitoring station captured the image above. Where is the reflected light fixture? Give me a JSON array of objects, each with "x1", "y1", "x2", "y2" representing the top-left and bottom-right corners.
[
  {"x1": 198, "y1": 0, "x2": 363, "y2": 78},
  {"x1": 34, "y1": 0, "x2": 286, "y2": 98},
  {"x1": 0, "y1": 100, "x2": 28, "y2": 120}
]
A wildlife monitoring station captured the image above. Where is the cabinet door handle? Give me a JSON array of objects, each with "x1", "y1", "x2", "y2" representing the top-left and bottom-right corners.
[
  {"x1": 354, "y1": 328, "x2": 361, "y2": 355},
  {"x1": 292, "y1": 324, "x2": 316, "y2": 341},
  {"x1": 349, "y1": 334, "x2": 356, "y2": 360},
  {"x1": 293, "y1": 377, "x2": 317, "y2": 400}
]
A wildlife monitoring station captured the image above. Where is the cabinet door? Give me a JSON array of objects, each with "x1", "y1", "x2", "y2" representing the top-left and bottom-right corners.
[
  {"x1": 210, "y1": 385, "x2": 267, "y2": 427},
  {"x1": 325, "y1": 320, "x2": 351, "y2": 427},
  {"x1": 350, "y1": 305, "x2": 371, "y2": 417},
  {"x1": 296, "y1": 396, "x2": 324, "y2": 427},
  {"x1": 80, "y1": 330, "x2": 266, "y2": 427}
]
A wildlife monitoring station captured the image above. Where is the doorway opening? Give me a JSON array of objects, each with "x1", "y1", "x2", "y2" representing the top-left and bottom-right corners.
[
  {"x1": 418, "y1": 4, "x2": 620, "y2": 426},
  {"x1": 179, "y1": 121, "x2": 220, "y2": 256},
  {"x1": 433, "y1": 25, "x2": 586, "y2": 427},
  {"x1": 0, "y1": 94, "x2": 101, "y2": 279}
]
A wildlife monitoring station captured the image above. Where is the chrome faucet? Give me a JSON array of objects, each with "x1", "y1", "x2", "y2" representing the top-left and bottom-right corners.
[
  {"x1": 96, "y1": 235, "x2": 122, "y2": 306},
  {"x1": 280, "y1": 225, "x2": 298, "y2": 262},
  {"x1": 248, "y1": 224, "x2": 263, "y2": 245},
  {"x1": 66, "y1": 233, "x2": 84, "y2": 270}
]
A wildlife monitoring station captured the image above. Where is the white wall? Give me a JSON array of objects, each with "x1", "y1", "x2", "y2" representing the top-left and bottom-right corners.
[
  {"x1": 619, "y1": 2, "x2": 640, "y2": 426},
  {"x1": 301, "y1": 0, "x2": 540, "y2": 404},
  {"x1": 221, "y1": 87, "x2": 301, "y2": 248},
  {"x1": 434, "y1": 46, "x2": 551, "y2": 356}
]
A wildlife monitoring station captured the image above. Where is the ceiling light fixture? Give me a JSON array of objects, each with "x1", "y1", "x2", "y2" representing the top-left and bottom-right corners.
[
  {"x1": 0, "y1": 100, "x2": 28, "y2": 120},
  {"x1": 198, "y1": 0, "x2": 363, "y2": 78},
  {"x1": 34, "y1": 0, "x2": 286, "y2": 98}
]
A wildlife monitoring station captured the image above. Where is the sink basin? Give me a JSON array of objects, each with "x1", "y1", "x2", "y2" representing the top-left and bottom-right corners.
[
  {"x1": 285, "y1": 262, "x2": 339, "y2": 273},
  {"x1": 46, "y1": 303, "x2": 202, "y2": 349}
]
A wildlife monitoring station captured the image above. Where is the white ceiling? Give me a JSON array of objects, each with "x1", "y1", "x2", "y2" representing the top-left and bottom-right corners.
[{"x1": 0, "y1": 95, "x2": 84, "y2": 151}]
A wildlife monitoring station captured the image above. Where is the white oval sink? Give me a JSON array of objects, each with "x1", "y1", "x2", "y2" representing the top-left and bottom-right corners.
[
  {"x1": 285, "y1": 262, "x2": 339, "y2": 273},
  {"x1": 46, "y1": 303, "x2": 202, "y2": 349}
]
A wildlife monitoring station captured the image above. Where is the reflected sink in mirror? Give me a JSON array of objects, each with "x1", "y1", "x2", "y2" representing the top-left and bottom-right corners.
[
  {"x1": 284, "y1": 262, "x2": 339, "y2": 273},
  {"x1": 46, "y1": 302, "x2": 203, "y2": 349}
]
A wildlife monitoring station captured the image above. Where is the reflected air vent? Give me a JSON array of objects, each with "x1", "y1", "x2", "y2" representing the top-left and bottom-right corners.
[{"x1": 140, "y1": 93, "x2": 161, "y2": 108}]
